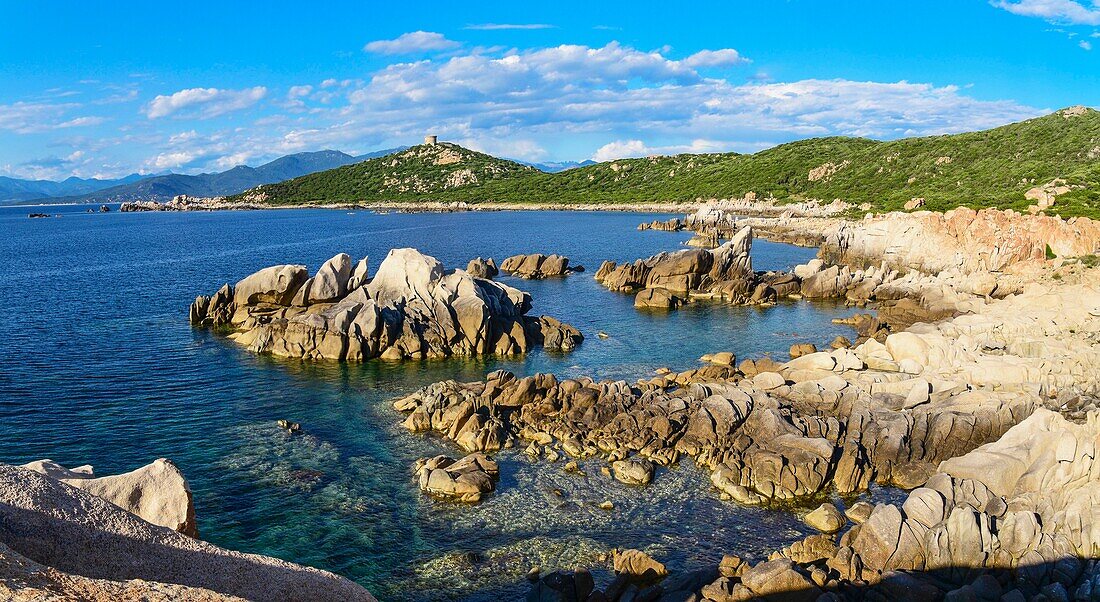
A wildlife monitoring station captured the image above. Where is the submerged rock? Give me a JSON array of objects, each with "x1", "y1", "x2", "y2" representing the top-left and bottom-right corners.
[{"x1": 190, "y1": 248, "x2": 581, "y2": 361}]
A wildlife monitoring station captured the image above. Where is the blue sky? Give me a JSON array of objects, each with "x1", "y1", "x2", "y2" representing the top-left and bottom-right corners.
[{"x1": 0, "y1": 0, "x2": 1097, "y2": 180}]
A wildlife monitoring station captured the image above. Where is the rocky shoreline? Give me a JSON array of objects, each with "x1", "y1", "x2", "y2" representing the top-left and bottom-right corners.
[
  {"x1": 12, "y1": 198, "x2": 1100, "y2": 601},
  {"x1": 390, "y1": 203, "x2": 1100, "y2": 600}
]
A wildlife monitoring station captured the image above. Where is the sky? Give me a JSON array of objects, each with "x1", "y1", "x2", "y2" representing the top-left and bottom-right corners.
[{"x1": 0, "y1": 0, "x2": 1098, "y2": 181}]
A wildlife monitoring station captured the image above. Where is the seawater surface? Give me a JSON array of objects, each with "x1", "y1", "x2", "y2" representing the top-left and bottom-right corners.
[{"x1": 0, "y1": 206, "x2": 879, "y2": 600}]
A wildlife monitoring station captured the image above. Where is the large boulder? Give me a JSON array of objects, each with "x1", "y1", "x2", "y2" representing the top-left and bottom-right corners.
[
  {"x1": 416, "y1": 453, "x2": 499, "y2": 503},
  {"x1": 233, "y1": 264, "x2": 307, "y2": 306},
  {"x1": 0, "y1": 464, "x2": 375, "y2": 601},
  {"x1": 22, "y1": 458, "x2": 196, "y2": 537},
  {"x1": 500, "y1": 253, "x2": 572, "y2": 279}
]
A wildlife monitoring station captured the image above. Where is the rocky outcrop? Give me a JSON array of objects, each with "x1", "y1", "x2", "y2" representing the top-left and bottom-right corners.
[
  {"x1": 190, "y1": 248, "x2": 582, "y2": 360},
  {"x1": 466, "y1": 257, "x2": 499, "y2": 279},
  {"x1": 0, "y1": 464, "x2": 375, "y2": 601},
  {"x1": 637, "y1": 217, "x2": 684, "y2": 232},
  {"x1": 596, "y1": 226, "x2": 762, "y2": 309},
  {"x1": 22, "y1": 458, "x2": 196, "y2": 537},
  {"x1": 524, "y1": 409, "x2": 1100, "y2": 601},
  {"x1": 395, "y1": 274, "x2": 1100, "y2": 504},
  {"x1": 119, "y1": 195, "x2": 267, "y2": 212},
  {"x1": 499, "y1": 253, "x2": 577, "y2": 279},
  {"x1": 415, "y1": 453, "x2": 499, "y2": 503}
]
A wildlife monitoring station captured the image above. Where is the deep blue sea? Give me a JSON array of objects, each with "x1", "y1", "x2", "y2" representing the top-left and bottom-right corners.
[{"x1": 0, "y1": 206, "x2": 885, "y2": 600}]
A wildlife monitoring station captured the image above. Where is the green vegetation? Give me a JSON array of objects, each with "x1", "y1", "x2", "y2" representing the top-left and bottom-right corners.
[{"x1": 243, "y1": 107, "x2": 1100, "y2": 217}]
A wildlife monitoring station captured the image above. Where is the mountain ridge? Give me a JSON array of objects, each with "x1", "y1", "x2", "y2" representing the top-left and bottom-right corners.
[{"x1": 1, "y1": 148, "x2": 407, "y2": 205}]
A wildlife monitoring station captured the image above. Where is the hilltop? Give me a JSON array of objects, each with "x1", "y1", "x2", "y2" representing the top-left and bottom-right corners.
[
  {"x1": 243, "y1": 107, "x2": 1100, "y2": 217},
  {"x1": 246, "y1": 142, "x2": 538, "y2": 204}
]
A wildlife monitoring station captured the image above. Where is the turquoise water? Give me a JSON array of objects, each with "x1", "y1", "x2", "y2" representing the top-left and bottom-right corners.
[{"x1": 0, "y1": 206, "x2": 873, "y2": 599}]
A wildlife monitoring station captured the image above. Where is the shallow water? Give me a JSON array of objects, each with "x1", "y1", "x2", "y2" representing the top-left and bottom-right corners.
[{"x1": 0, "y1": 206, "x2": 886, "y2": 599}]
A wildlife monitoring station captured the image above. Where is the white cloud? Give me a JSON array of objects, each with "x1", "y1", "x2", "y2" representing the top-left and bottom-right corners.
[
  {"x1": 335, "y1": 42, "x2": 1041, "y2": 146},
  {"x1": 592, "y1": 139, "x2": 649, "y2": 162},
  {"x1": 592, "y1": 139, "x2": 728, "y2": 162},
  {"x1": 683, "y1": 49, "x2": 750, "y2": 68},
  {"x1": 1082, "y1": 39, "x2": 1094, "y2": 48},
  {"x1": 363, "y1": 31, "x2": 460, "y2": 54},
  {"x1": 214, "y1": 151, "x2": 255, "y2": 169},
  {"x1": 145, "y1": 86, "x2": 267, "y2": 119},
  {"x1": 148, "y1": 150, "x2": 201, "y2": 170},
  {"x1": 0, "y1": 101, "x2": 106, "y2": 134},
  {"x1": 464, "y1": 23, "x2": 554, "y2": 30},
  {"x1": 55, "y1": 116, "x2": 107, "y2": 128},
  {"x1": 458, "y1": 137, "x2": 548, "y2": 162},
  {"x1": 288, "y1": 85, "x2": 313, "y2": 98},
  {"x1": 992, "y1": 0, "x2": 1100, "y2": 25}
]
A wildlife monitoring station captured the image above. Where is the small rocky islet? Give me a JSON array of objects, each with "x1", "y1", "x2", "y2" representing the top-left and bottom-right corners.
[
  {"x1": 7, "y1": 200, "x2": 1100, "y2": 601},
  {"x1": 188, "y1": 247, "x2": 584, "y2": 360}
]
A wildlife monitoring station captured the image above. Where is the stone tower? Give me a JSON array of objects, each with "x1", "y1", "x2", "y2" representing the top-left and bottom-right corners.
[{"x1": 424, "y1": 135, "x2": 438, "y2": 146}]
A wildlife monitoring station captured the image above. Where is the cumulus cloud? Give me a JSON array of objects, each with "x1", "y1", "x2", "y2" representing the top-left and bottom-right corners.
[
  {"x1": 458, "y1": 137, "x2": 548, "y2": 162},
  {"x1": 592, "y1": 139, "x2": 728, "y2": 162},
  {"x1": 992, "y1": 0, "x2": 1100, "y2": 25},
  {"x1": 1082, "y1": 39, "x2": 1094, "y2": 48},
  {"x1": 335, "y1": 42, "x2": 1040, "y2": 145},
  {"x1": 683, "y1": 49, "x2": 749, "y2": 68},
  {"x1": 464, "y1": 23, "x2": 554, "y2": 30},
  {"x1": 145, "y1": 86, "x2": 267, "y2": 119},
  {"x1": 288, "y1": 85, "x2": 313, "y2": 98},
  {"x1": 363, "y1": 31, "x2": 461, "y2": 54}
]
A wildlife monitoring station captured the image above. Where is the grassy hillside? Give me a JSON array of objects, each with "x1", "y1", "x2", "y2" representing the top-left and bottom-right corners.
[
  {"x1": 250, "y1": 143, "x2": 536, "y2": 203},
  {"x1": 245, "y1": 107, "x2": 1100, "y2": 217}
]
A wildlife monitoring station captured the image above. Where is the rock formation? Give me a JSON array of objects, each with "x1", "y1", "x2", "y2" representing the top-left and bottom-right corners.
[
  {"x1": 415, "y1": 453, "x2": 499, "y2": 503},
  {"x1": 22, "y1": 458, "x2": 196, "y2": 537},
  {"x1": 596, "y1": 226, "x2": 764, "y2": 309},
  {"x1": 499, "y1": 253, "x2": 577, "y2": 279},
  {"x1": 523, "y1": 410, "x2": 1100, "y2": 601},
  {"x1": 190, "y1": 248, "x2": 582, "y2": 360},
  {"x1": 466, "y1": 256, "x2": 499, "y2": 279},
  {"x1": 0, "y1": 464, "x2": 375, "y2": 601},
  {"x1": 395, "y1": 271, "x2": 1100, "y2": 506},
  {"x1": 637, "y1": 217, "x2": 684, "y2": 232}
]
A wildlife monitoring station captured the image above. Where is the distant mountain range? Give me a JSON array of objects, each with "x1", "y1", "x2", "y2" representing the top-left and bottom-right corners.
[
  {"x1": 0, "y1": 173, "x2": 148, "y2": 203},
  {"x1": 524, "y1": 159, "x2": 596, "y2": 173},
  {"x1": 0, "y1": 148, "x2": 406, "y2": 206}
]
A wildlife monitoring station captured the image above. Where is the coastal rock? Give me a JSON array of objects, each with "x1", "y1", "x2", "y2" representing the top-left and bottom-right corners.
[
  {"x1": 739, "y1": 558, "x2": 819, "y2": 601},
  {"x1": 596, "y1": 226, "x2": 757, "y2": 308},
  {"x1": 466, "y1": 257, "x2": 499, "y2": 279},
  {"x1": 190, "y1": 248, "x2": 581, "y2": 361},
  {"x1": 22, "y1": 458, "x2": 196, "y2": 537},
  {"x1": 0, "y1": 464, "x2": 375, "y2": 601},
  {"x1": 500, "y1": 253, "x2": 573, "y2": 279},
  {"x1": 233, "y1": 264, "x2": 308, "y2": 306},
  {"x1": 611, "y1": 458, "x2": 655, "y2": 485},
  {"x1": 804, "y1": 502, "x2": 846, "y2": 534},
  {"x1": 612, "y1": 549, "x2": 668, "y2": 581},
  {"x1": 416, "y1": 453, "x2": 499, "y2": 503}
]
